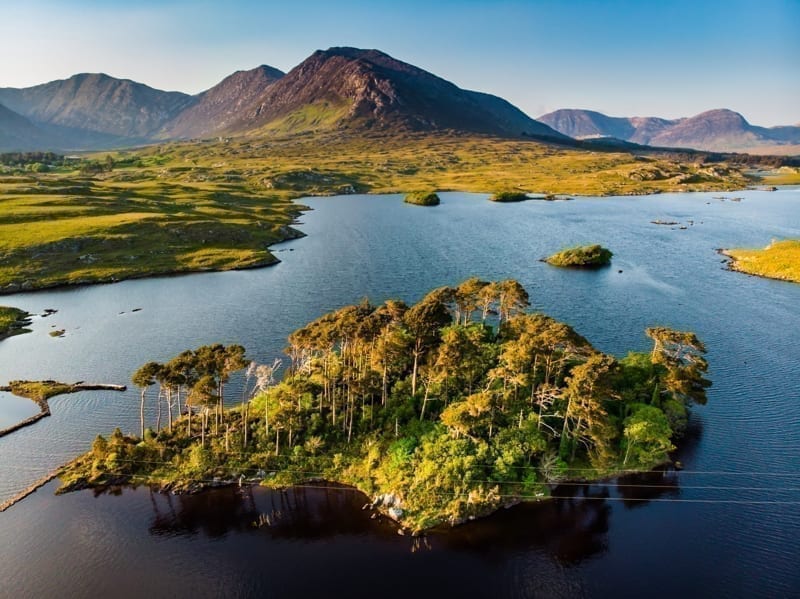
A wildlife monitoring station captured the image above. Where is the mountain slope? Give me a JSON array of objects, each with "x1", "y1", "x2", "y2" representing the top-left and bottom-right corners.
[
  {"x1": 0, "y1": 73, "x2": 194, "y2": 144},
  {"x1": 227, "y1": 47, "x2": 567, "y2": 139},
  {"x1": 540, "y1": 108, "x2": 800, "y2": 153},
  {"x1": 648, "y1": 109, "x2": 762, "y2": 150},
  {"x1": 160, "y1": 65, "x2": 284, "y2": 139},
  {"x1": 537, "y1": 109, "x2": 635, "y2": 140},
  {"x1": 0, "y1": 102, "x2": 59, "y2": 151}
]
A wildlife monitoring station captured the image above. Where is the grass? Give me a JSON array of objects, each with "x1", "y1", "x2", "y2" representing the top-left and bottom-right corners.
[
  {"x1": 0, "y1": 306, "x2": 31, "y2": 340},
  {"x1": 723, "y1": 239, "x2": 800, "y2": 283},
  {"x1": 545, "y1": 244, "x2": 613, "y2": 268},
  {"x1": 2, "y1": 380, "x2": 74, "y2": 403},
  {"x1": 0, "y1": 130, "x2": 753, "y2": 293},
  {"x1": 757, "y1": 168, "x2": 800, "y2": 186},
  {"x1": 404, "y1": 191, "x2": 440, "y2": 206}
]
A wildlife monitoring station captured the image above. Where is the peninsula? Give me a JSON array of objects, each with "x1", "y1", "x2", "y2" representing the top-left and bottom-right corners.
[
  {"x1": 721, "y1": 240, "x2": 800, "y2": 284},
  {"x1": 0, "y1": 306, "x2": 31, "y2": 341},
  {"x1": 58, "y1": 278, "x2": 710, "y2": 531}
]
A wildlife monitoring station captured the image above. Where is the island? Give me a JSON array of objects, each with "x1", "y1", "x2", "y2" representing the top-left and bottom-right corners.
[
  {"x1": 404, "y1": 191, "x2": 440, "y2": 206},
  {"x1": 721, "y1": 239, "x2": 800, "y2": 284},
  {"x1": 545, "y1": 244, "x2": 613, "y2": 268},
  {"x1": 0, "y1": 306, "x2": 31, "y2": 341},
  {"x1": 490, "y1": 191, "x2": 529, "y2": 202},
  {"x1": 58, "y1": 278, "x2": 709, "y2": 532}
]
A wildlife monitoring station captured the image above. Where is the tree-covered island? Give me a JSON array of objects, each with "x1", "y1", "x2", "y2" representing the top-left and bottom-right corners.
[
  {"x1": 545, "y1": 245, "x2": 613, "y2": 268},
  {"x1": 59, "y1": 278, "x2": 710, "y2": 531},
  {"x1": 404, "y1": 191, "x2": 440, "y2": 206}
]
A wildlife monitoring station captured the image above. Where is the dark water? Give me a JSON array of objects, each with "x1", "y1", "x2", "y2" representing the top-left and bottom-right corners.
[{"x1": 1, "y1": 189, "x2": 799, "y2": 597}]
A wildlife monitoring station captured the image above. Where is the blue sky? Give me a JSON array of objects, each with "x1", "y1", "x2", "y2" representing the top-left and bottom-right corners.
[{"x1": 1, "y1": 0, "x2": 797, "y2": 125}]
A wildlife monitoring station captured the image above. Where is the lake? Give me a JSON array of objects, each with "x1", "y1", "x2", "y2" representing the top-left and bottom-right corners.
[{"x1": 1, "y1": 190, "x2": 799, "y2": 597}]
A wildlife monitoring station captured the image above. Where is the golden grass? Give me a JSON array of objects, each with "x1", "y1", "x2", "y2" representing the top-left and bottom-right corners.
[
  {"x1": 724, "y1": 239, "x2": 800, "y2": 284},
  {"x1": 0, "y1": 131, "x2": 754, "y2": 292}
]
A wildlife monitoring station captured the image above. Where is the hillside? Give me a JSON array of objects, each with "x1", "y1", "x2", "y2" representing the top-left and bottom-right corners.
[
  {"x1": 540, "y1": 108, "x2": 800, "y2": 154},
  {"x1": 160, "y1": 65, "x2": 285, "y2": 139},
  {"x1": 0, "y1": 73, "x2": 195, "y2": 147},
  {"x1": 0, "y1": 103, "x2": 57, "y2": 151}
]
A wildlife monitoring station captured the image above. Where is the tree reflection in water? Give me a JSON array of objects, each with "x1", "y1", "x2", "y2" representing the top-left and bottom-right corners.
[{"x1": 139, "y1": 468, "x2": 681, "y2": 565}]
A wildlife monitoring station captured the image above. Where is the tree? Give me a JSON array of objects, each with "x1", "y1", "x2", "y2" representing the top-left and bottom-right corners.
[
  {"x1": 440, "y1": 391, "x2": 496, "y2": 440},
  {"x1": 454, "y1": 277, "x2": 488, "y2": 325},
  {"x1": 403, "y1": 287, "x2": 453, "y2": 396},
  {"x1": 646, "y1": 327, "x2": 710, "y2": 405},
  {"x1": 623, "y1": 404, "x2": 674, "y2": 466},
  {"x1": 132, "y1": 362, "x2": 161, "y2": 438},
  {"x1": 496, "y1": 280, "x2": 530, "y2": 326},
  {"x1": 559, "y1": 354, "x2": 620, "y2": 464}
]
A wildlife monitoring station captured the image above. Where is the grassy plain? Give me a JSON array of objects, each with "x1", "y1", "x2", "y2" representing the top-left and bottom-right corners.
[
  {"x1": 1, "y1": 131, "x2": 754, "y2": 292},
  {"x1": 723, "y1": 239, "x2": 800, "y2": 283}
]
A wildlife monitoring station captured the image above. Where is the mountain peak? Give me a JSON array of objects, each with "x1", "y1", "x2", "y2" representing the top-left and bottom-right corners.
[{"x1": 227, "y1": 46, "x2": 565, "y2": 139}]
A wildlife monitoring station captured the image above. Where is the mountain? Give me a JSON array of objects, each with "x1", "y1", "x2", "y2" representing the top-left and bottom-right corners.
[
  {"x1": 224, "y1": 47, "x2": 566, "y2": 139},
  {"x1": 535, "y1": 109, "x2": 636, "y2": 140},
  {"x1": 0, "y1": 73, "x2": 195, "y2": 147},
  {"x1": 160, "y1": 65, "x2": 285, "y2": 139},
  {"x1": 539, "y1": 108, "x2": 800, "y2": 154},
  {"x1": 0, "y1": 102, "x2": 59, "y2": 151}
]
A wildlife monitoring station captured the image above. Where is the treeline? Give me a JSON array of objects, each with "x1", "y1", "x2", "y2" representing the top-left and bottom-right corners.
[
  {"x1": 66, "y1": 278, "x2": 710, "y2": 529},
  {"x1": 0, "y1": 151, "x2": 67, "y2": 170}
]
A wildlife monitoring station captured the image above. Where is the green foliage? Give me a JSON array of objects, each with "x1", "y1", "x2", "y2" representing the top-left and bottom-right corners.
[
  {"x1": 404, "y1": 191, "x2": 440, "y2": 206},
  {"x1": 490, "y1": 190, "x2": 529, "y2": 202},
  {"x1": 59, "y1": 278, "x2": 710, "y2": 530},
  {"x1": 623, "y1": 404, "x2": 674, "y2": 467},
  {"x1": 546, "y1": 244, "x2": 613, "y2": 268}
]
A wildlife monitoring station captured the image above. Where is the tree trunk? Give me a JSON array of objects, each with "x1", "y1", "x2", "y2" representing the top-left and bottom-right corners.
[
  {"x1": 411, "y1": 345, "x2": 421, "y2": 396},
  {"x1": 166, "y1": 388, "x2": 173, "y2": 433},
  {"x1": 139, "y1": 389, "x2": 146, "y2": 438},
  {"x1": 156, "y1": 388, "x2": 162, "y2": 431},
  {"x1": 420, "y1": 385, "x2": 430, "y2": 421}
]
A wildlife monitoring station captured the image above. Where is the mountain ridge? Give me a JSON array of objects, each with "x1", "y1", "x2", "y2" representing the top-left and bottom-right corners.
[
  {"x1": 1, "y1": 48, "x2": 796, "y2": 154},
  {"x1": 539, "y1": 108, "x2": 800, "y2": 154}
]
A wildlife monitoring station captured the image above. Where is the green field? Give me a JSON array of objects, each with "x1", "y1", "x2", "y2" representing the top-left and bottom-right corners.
[
  {"x1": 724, "y1": 239, "x2": 800, "y2": 283},
  {"x1": 1, "y1": 132, "x2": 753, "y2": 293}
]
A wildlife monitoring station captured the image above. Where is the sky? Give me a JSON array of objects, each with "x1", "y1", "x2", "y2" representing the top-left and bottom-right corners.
[{"x1": 0, "y1": 0, "x2": 797, "y2": 126}]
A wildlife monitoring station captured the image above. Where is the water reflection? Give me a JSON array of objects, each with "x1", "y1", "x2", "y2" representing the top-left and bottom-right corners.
[
  {"x1": 137, "y1": 470, "x2": 680, "y2": 565},
  {"x1": 432, "y1": 467, "x2": 684, "y2": 564},
  {"x1": 145, "y1": 484, "x2": 399, "y2": 541}
]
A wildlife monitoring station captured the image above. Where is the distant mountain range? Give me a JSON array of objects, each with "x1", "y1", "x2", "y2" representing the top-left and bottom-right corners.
[
  {"x1": 0, "y1": 47, "x2": 797, "y2": 155},
  {"x1": 0, "y1": 47, "x2": 565, "y2": 152},
  {"x1": 539, "y1": 108, "x2": 800, "y2": 155}
]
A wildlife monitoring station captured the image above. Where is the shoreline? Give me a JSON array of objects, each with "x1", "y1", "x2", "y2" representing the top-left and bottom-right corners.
[
  {"x1": 0, "y1": 184, "x2": 762, "y2": 297},
  {"x1": 718, "y1": 246, "x2": 800, "y2": 284},
  {"x1": 54, "y1": 459, "x2": 675, "y2": 533}
]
